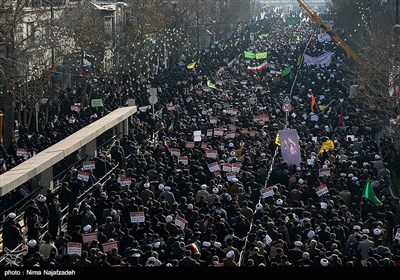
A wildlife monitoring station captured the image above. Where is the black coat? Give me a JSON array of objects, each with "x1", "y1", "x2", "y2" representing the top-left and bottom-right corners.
[{"x1": 3, "y1": 224, "x2": 23, "y2": 250}]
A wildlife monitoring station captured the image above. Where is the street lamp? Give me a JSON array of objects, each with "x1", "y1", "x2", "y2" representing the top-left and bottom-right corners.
[{"x1": 196, "y1": 0, "x2": 200, "y2": 50}]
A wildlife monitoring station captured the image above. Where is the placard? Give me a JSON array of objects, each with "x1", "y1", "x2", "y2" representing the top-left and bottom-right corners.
[
  {"x1": 77, "y1": 171, "x2": 90, "y2": 182},
  {"x1": 208, "y1": 162, "x2": 220, "y2": 173},
  {"x1": 67, "y1": 242, "x2": 82, "y2": 255},
  {"x1": 261, "y1": 187, "x2": 275, "y2": 198},
  {"x1": 319, "y1": 168, "x2": 331, "y2": 177},
  {"x1": 206, "y1": 150, "x2": 218, "y2": 159},
  {"x1": 102, "y1": 241, "x2": 119, "y2": 253},
  {"x1": 130, "y1": 212, "x2": 145, "y2": 223},
  {"x1": 82, "y1": 232, "x2": 97, "y2": 244},
  {"x1": 231, "y1": 163, "x2": 242, "y2": 173},
  {"x1": 201, "y1": 142, "x2": 208, "y2": 149},
  {"x1": 178, "y1": 156, "x2": 188, "y2": 165},
  {"x1": 316, "y1": 185, "x2": 329, "y2": 197},
  {"x1": 207, "y1": 129, "x2": 213, "y2": 137},
  {"x1": 226, "y1": 172, "x2": 237, "y2": 182},
  {"x1": 119, "y1": 177, "x2": 132, "y2": 186},
  {"x1": 222, "y1": 163, "x2": 232, "y2": 172},
  {"x1": 395, "y1": 228, "x2": 400, "y2": 241},
  {"x1": 264, "y1": 234, "x2": 273, "y2": 245},
  {"x1": 210, "y1": 117, "x2": 218, "y2": 124},
  {"x1": 71, "y1": 103, "x2": 81, "y2": 113},
  {"x1": 214, "y1": 128, "x2": 224, "y2": 136},
  {"x1": 170, "y1": 148, "x2": 181, "y2": 157},
  {"x1": 259, "y1": 114, "x2": 269, "y2": 122},
  {"x1": 175, "y1": 215, "x2": 187, "y2": 229},
  {"x1": 229, "y1": 124, "x2": 237, "y2": 131},
  {"x1": 226, "y1": 132, "x2": 235, "y2": 139},
  {"x1": 17, "y1": 148, "x2": 29, "y2": 160},
  {"x1": 185, "y1": 141, "x2": 195, "y2": 148},
  {"x1": 83, "y1": 161, "x2": 95, "y2": 170}
]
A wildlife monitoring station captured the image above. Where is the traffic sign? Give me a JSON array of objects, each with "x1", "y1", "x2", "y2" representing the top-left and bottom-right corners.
[
  {"x1": 149, "y1": 95, "x2": 158, "y2": 105},
  {"x1": 282, "y1": 101, "x2": 292, "y2": 112},
  {"x1": 149, "y1": 88, "x2": 157, "y2": 96}
]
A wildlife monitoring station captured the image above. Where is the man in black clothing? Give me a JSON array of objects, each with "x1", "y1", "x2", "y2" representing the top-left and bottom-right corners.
[
  {"x1": 24, "y1": 200, "x2": 41, "y2": 225},
  {"x1": 119, "y1": 229, "x2": 134, "y2": 257},
  {"x1": 3, "y1": 220, "x2": 24, "y2": 250},
  {"x1": 178, "y1": 250, "x2": 200, "y2": 267},
  {"x1": 48, "y1": 195, "x2": 61, "y2": 240}
]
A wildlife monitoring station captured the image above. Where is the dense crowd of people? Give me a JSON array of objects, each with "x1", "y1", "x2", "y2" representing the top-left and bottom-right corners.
[{"x1": 2, "y1": 8, "x2": 400, "y2": 269}]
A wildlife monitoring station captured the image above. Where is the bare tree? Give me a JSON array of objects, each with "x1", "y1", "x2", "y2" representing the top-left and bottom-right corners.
[{"x1": 329, "y1": 0, "x2": 400, "y2": 142}]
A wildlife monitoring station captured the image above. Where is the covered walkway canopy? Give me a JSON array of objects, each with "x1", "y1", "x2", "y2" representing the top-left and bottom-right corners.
[{"x1": 0, "y1": 106, "x2": 137, "y2": 196}]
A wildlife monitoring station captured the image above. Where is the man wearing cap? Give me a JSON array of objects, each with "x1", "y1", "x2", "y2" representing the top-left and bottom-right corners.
[
  {"x1": 222, "y1": 250, "x2": 237, "y2": 267},
  {"x1": 344, "y1": 225, "x2": 361, "y2": 255},
  {"x1": 140, "y1": 183, "x2": 155, "y2": 205},
  {"x1": 288, "y1": 241, "x2": 304, "y2": 263},
  {"x1": 228, "y1": 178, "x2": 241, "y2": 195},
  {"x1": 200, "y1": 241, "x2": 212, "y2": 262},
  {"x1": 223, "y1": 238, "x2": 240, "y2": 263},
  {"x1": 160, "y1": 185, "x2": 176, "y2": 209},
  {"x1": 3, "y1": 212, "x2": 18, "y2": 229},
  {"x1": 196, "y1": 184, "x2": 210, "y2": 202}
]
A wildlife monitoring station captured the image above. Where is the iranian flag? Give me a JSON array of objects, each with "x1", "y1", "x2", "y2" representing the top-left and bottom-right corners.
[
  {"x1": 187, "y1": 242, "x2": 201, "y2": 254},
  {"x1": 247, "y1": 61, "x2": 269, "y2": 71},
  {"x1": 389, "y1": 63, "x2": 400, "y2": 97}
]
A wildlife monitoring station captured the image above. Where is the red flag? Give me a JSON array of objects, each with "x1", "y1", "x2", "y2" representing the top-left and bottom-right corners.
[
  {"x1": 1, "y1": 162, "x2": 6, "y2": 173},
  {"x1": 311, "y1": 94, "x2": 316, "y2": 112},
  {"x1": 338, "y1": 108, "x2": 343, "y2": 127}
]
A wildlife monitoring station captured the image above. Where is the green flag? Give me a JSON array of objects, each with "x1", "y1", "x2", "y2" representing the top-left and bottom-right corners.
[
  {"x1": 286, "y1": 17, "x2": 301, "y2": 25},
  {"x1": 363, "y1": 179, "x2": 383, "y2": 206},
  {"x1": 167, "y1": 123, "x2": 173, "y2": 134},
  {"x1": 244, "y1": 51, "x2": 256, "y2": 59},
  {"x1": 282, "y1": 66, "x2": 293, "y2": 77},
  {"x1": 91, "y1": 99, "x2": 103, "y2": 107},
  {"x1": 259, "y1": 34, "x2": 268, "y2": 39},
  {"x1": 255, "y1": 52, "x2": 268, "y2": 60}
]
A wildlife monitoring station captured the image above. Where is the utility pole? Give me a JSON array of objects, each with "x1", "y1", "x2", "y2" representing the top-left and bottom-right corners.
[
  {"x1": 395, "y1": 0, "x2": 400, "y2": 38},
  {"x1": 51, "y1": 0, "x2": 54, "y2": 67},
  {"x1": 196, "y1": 0, "x2": 200, "y2": 51}
]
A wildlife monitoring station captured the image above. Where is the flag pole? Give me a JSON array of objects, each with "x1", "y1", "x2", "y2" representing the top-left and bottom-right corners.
[{"x1": 359, "y1": 196, "x2": 363, "y2": 223}]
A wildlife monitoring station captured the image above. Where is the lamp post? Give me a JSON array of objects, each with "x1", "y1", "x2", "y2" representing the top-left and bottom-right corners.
[
  {"x1": 50, "y1": 0, "x2": 54, "y2": 67},
  {"x1": 196, "y1": 0, "x2": 200, "y2": 50}
]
